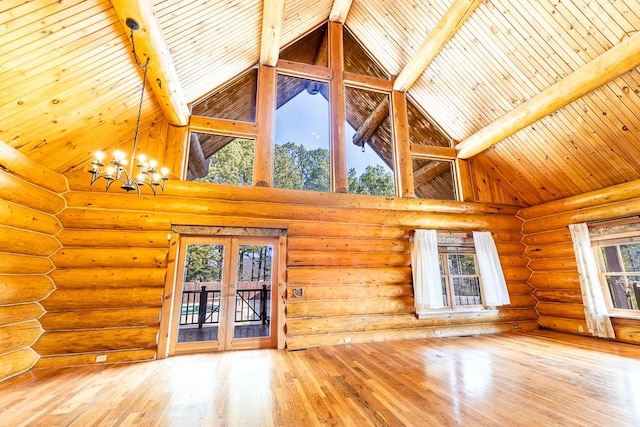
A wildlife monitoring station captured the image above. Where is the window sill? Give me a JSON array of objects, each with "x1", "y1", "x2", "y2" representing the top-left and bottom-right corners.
[
  {"x1": 608, "y1": 311, "x2": 640, "y2": 321},
  {"x1": 416, "y1": 308, "x2": 499, "y2": 320}
]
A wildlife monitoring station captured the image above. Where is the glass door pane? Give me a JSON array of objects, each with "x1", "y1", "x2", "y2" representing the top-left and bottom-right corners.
[
  {"x1": 178, "y1": 243, "x2": 225, "y2": 343},
  {"x1": 234, "y1": 244, "x2": 273, "y2": 339}
]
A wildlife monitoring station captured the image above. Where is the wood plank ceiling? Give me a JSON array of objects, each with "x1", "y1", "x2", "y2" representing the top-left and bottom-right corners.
[{"x1": 1, "y1": 0, "x2": 639, "y2": 206}]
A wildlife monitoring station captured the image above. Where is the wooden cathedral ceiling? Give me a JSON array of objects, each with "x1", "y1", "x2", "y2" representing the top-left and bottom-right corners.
[{"x1": 2, "y1": 0, "x2": 640, "y2": 206}]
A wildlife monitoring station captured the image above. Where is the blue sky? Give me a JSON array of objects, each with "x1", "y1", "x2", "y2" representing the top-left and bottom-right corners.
[{"x1": 275, "y1": 89, "x2": 390, "y2": 174}]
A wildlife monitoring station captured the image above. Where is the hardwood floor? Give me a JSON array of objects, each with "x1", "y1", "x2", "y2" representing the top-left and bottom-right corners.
[{"x1": 2, "y1": 331, "x2": 640, "y2": 426}]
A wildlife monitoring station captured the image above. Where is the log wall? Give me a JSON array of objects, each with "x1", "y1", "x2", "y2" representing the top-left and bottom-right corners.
[
  {"x1": 0, "y1": 143, "x2": 65, "y2": 381},
  {"x1": 520, "y1": 179, "x2": 640, "y2": 345},
  {"x1": 54, "y1": 176, "x2": 537, "y2": 356}
]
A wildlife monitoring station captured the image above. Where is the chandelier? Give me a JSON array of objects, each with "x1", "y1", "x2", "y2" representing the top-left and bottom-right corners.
[{"x1": 89, "y1": 18, "x2": 169, "y2": 196}]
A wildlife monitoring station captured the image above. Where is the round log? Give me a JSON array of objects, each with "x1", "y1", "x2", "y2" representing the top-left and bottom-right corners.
[
  {"x1": 536, "y1": 302, "x2": 585, "y2": 320},
  {"x1": 287, "y1": 251, "x2": 410, "y2": 267},
  {"x1": 0, "y1": 200, "x2": 61, "y2": 235},
  {"x1": 49, "y1": 268, "x2": 166, "y2": 289},
  {"x1": 287, "y1": 266, "x2": 412, "y2": 286},
  {"x1": 41, "y1": 288, "x2": 164, "y2": 310},
  {"x1": 40, "y1": 308, "x2": 160, "y2": 330},
  {"x1": 525, "y1": 243, "x2": 575, "y2": 260},
  {"x1": 0, "y1": 321, "x2": 43, "y2": 354},
  {"x1": 51, "y1": 248, "x2": 168, "y2": 269},
  {"x1": 528, "y1": 258, "x2": 577, "y2": 272},
  {"x1": 35, "y1": 349, "x2": 156, "y2": 369},
  {"x1": 0, "y1": 304, "x2": 45, "y2": 326},
  {"x1": 520, "y1": 179, "x2": 640, "y2": 220},
  {"x1": 0, "y1": 225, "x2": 61, "y2": 257},
  {"x1": 522, "y1": 229, "x2": 571, "y2": 246},
  {"x1": 286, "y1": 298, "x2": 414, "y2": 318},
  {"x1": 0, "y1": 170, "x2": 65, "y2": 214},
  {"x1": 287, "y1": 237, "x2": 409, "y2": 253},
  {"x1": 0, "y1": 254, "x2": 53, "y2": 274},
  {"x1": 0, "y1": 276, "x2": 55, "y2": 305},
  {"x1": 0, "y1": 348, "x2": 39, "y2": 382},
  {"x1": 534, "y1": 289, "x2": 583, "y2": 304},
  {"x1": 286, "y1": 284, "x2": 413, "y2": 301},
  {"x1": 56, "y1": 230, "x2": 172, "y2": 248},
  {"x1": 529, "y1": 272, "x2": 580, "y2": 290},
  {"x1": 538, "y1": 316, "x2": 588, "y2": 335},
  {"x1": 32, "y1": 327, "x2": 159, "y2": 355},
  {"x1": 0, "y1": 142, "x2": 68, "y2": 193}
]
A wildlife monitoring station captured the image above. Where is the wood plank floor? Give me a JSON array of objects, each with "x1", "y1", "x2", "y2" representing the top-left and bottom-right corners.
[{"x1": 1, "y1": 331, "x2": 640, "y2": 426}]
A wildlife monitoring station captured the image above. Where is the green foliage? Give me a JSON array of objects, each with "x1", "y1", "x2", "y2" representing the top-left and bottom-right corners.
[
  {"x1": 348, "y1": 164, "x2": 395, "y2": 197},
  {"x1": 197, "y1": 138, "x2": 254, "y2": 186},
  {"x1": 273, "y1": 142, "x2": 330, "y2": 192},
  {"x1": 196, "y1": 138, "x2": 395, "y2": 197},
  {"x1": 184, "y1": 244, "x2": 224, "y2": 282}
]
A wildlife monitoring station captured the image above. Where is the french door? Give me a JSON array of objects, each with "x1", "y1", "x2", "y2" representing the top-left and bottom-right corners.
[{"x1": 170, "y1": 235, "x2": 279, "y2": 353}]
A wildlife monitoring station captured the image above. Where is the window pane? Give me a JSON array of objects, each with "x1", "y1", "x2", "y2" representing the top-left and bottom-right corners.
[
  {"x1": 441, "y1": 275, "x2": 449, "y2": 307},
  {"x1": 345, "y1": 87, "x2": 396, "y2": 196},
  {"x1": 621, "y1": 243, "x2": 640, "y2": 272},
  {"x1": 190, "y1": 135, "x2": 255, "y2": 186},
  {"x1": 448, "y1": 254, "x2": 477, "y2": 275},
  {"x1": 274, "y1": 75, "x2": 330, "y2": 192},
  {"x1": 606, "y1": 275, "x2": 631, "y2": 309},
  {"x1": 629, "y1": 276, "x2": 640, "y2": 310},
  {"x1": 453, "y1": 277, "x2": 482, "y2": 306},
  {"x1": 412, "y1": 158, "x2": 456, "y2": 200},
  {"x1": 600, "y1": 246, "x2": 623, "y2": 272}
]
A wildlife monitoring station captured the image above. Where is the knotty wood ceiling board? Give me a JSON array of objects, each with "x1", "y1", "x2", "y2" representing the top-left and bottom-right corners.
[
  {"x1": 347, "y1": 0, "x2": 640, "y2": 205},
  {"x1": 1, "y1": 0, "x2": 163, "y2": 172}
]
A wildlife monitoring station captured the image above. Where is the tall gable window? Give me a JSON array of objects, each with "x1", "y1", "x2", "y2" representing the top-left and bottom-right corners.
[
  {"x1": 345, "y1": 87, "x2": 395, "y2": 196},
  {"x1": 274, "y1": 74, "x2": 330, "y2": 192},
  {"x1": 184, "y1": 23, "x2": 458, "y2": 201}
]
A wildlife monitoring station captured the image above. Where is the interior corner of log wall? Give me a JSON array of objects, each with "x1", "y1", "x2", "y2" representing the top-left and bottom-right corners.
[
  {"x1": 0, "y1": 142, "x2": 67, "y2": 381},
  {"x1": 519, "y1": 178, "x2": 640, "y2": 346}
]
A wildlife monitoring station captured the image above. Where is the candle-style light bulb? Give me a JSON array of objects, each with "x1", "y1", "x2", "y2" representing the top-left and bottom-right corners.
[
  {"x1": 160, "y1": 167, "x2": 169, "y2": 177},
  {"x1": 138, "y1": 154, "x2": 147, "y2": 163},
  {"x1": 106, "y1": 167, "x2": 115, "y2": 177},
  {"x1": 149, "y1": 159, "x2": 157, "y2": 169},
  {"x1": 114, "y1": 151, "x2": 125, "y2": 160},
  {"x1": 94, "y1": 151, "x2": 105, "y2": 161}
]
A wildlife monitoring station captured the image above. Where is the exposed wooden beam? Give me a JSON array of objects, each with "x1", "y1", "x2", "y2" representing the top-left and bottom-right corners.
[
  {"x1": 329, "y1": 22, "x2": 348, "y2": 193},
  {"x1": 254, "y1": 65, "x2": 277, "y2": 186},
  {"x1": 352, "y1": 97, "x2": 389, "y2": 148},
  {"x1": 329, "y1": 0, "x2": 353, "y2": 24},
  {"x1": 189, "y1": 116, "x2": 258, "y2": 138},
  {"x1": 410, "y1": 144, "x2": 456, "y2": 160},
  {"x1": 393, "y1": 0, "x2": 482, "y2": 92},
  {"x1": 110, "y1": 0, "x2": 190, "y2": 126},
  {"x1": 414, "y1": 161, "x2": 451, "y2": 187},
  {"x1": 276, "y1": 60, "x2": 332, "y2": 81},
  {"x1": 343, "y1": 72, "x2": 393, "y2": 92},
  {"x1": 187, "y1": 133, "x2": 208, "y2": 179},
  {"x1": 260, "y1": 0, "x2": 286, "y2": 66},
  {"x1": 456, "y1": 31, "x2": 640, "y2": 159},
  {"x1": 391, "y1": 91, "x2": 414, "y2": 197}
]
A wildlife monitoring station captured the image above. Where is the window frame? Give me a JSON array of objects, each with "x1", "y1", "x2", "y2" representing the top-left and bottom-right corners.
[
  {"x1": 439, "y1": 251, "x2": 485, "y2": 310},
  {"x1": 592, "y1": 232, "x2": 640, "y2": 319}
]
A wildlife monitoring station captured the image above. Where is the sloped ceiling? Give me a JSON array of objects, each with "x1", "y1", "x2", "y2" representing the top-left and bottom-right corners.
[{"x1": 2, "y1": 0, "x2": 640, "y2": 206}]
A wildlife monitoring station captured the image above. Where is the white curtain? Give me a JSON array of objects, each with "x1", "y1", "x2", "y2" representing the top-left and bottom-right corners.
[
  {"x1": 568, "y1": 223, "x2": 616, "y2": 338},
  {"x1": 473, "y1": 231, "x2": 511, "y2": 306},
  {"x1": 411, "y1": 230, "x2": 444, "y2": 311}
]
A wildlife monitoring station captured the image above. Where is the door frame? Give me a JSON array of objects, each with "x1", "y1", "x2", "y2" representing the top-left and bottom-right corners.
[{"x1": 159, "y1": 229, "x2": 286, "y2": 357}]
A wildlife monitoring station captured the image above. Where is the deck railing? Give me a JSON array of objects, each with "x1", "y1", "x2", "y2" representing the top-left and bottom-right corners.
[{"x1": 180, "y1": 285, "x2": 270, "y2": 328}]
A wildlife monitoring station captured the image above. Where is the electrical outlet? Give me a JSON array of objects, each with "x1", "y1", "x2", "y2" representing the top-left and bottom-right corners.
[
  {"x1": 95, "y1": 355, "x2": 107, "y2": 363},
  {"x1": 513, "y1": 323, "x2": 521, "y2": 330},
  {"x1": 434, "y1": 330, "x2": 442, "y2": 336},
  {"x1": 344, "y1": 337, "x2": 351, "y2": 343},
  {"x1": 578, "y1": 325, "x2": 584, "y2": 333}
]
